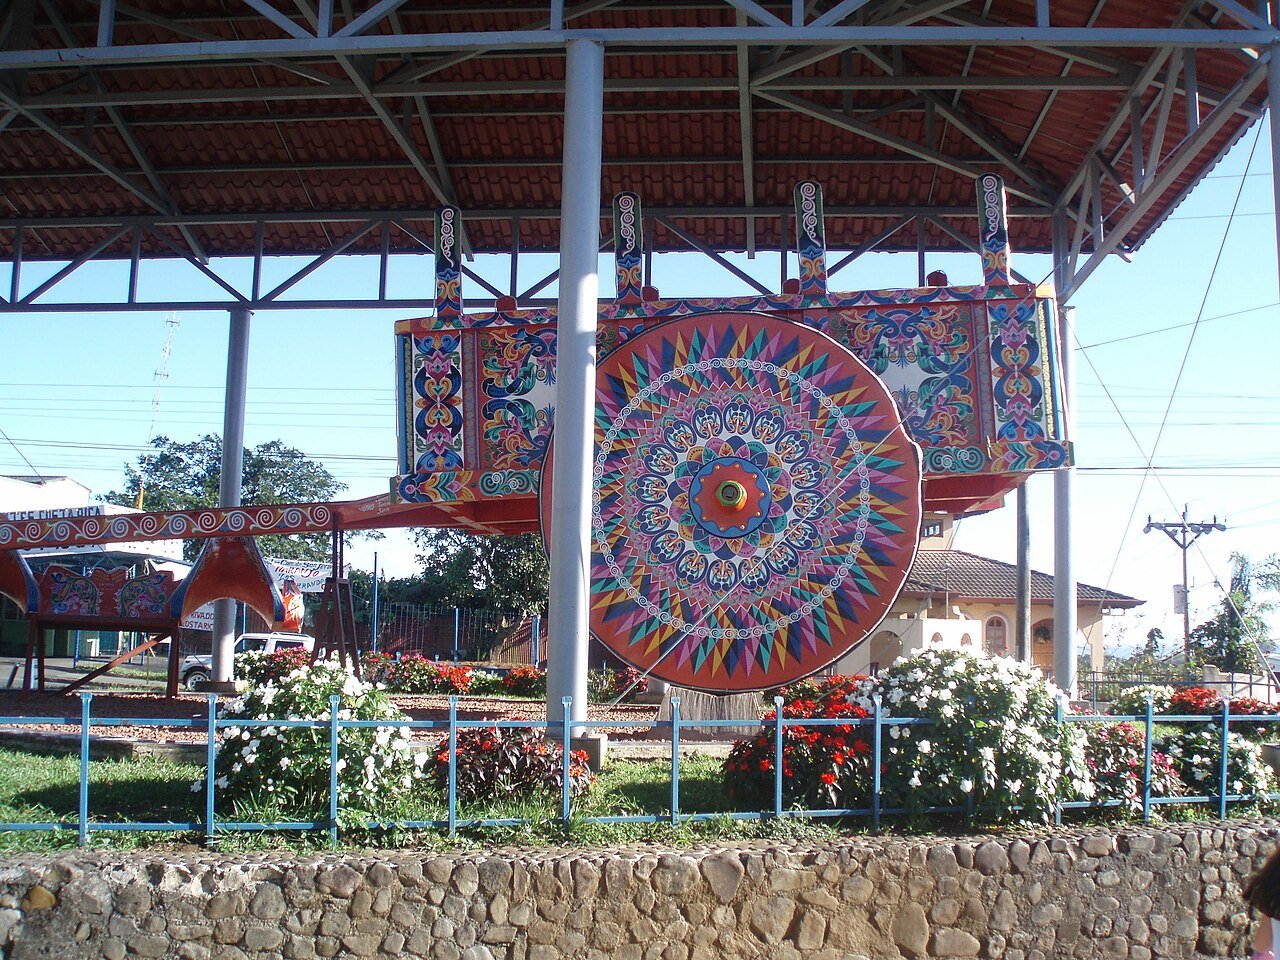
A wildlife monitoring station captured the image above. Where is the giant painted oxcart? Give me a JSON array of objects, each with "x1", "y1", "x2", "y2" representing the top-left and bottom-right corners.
[
  {"x1": 0, "y1": 176, "x2": 1069, "y2": 694},
  {"x1": 391, "y1": 175, "x2": 1069, "y2": 690}
]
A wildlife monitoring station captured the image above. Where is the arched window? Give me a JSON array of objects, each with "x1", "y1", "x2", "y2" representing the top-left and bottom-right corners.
[
  {"x1": 960, "y1": 633, "x2": 973, "y2": 647},
  {"x1": 984, "y1": 616, "x2": 1008, "y2": 657}
]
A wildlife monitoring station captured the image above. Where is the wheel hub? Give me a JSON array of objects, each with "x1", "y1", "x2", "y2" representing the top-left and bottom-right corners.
[{"x1": 689, "y1": 456, "x2": 771, "y2": 539}]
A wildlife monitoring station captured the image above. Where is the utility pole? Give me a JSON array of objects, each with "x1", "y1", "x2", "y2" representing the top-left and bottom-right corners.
[{"x1": 1144, "y1": 506, "x2": 1226, "y2": 662}]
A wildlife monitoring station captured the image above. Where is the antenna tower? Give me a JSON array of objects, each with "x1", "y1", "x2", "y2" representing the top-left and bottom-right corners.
[{"x1": 134, "y1": 313, "x2": 180, "y2": 511}]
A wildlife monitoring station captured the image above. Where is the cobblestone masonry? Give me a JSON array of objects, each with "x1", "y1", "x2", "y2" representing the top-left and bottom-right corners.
[{"x1": 0, "y1": 822, "x2": 1275, "y2": 959}]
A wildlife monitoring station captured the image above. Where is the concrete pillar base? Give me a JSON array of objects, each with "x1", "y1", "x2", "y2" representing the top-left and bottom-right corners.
[
  {"x1": 571, "y1": 733, "x2": 608, "y2": 772},
  {"x1": 195, "y1": 680, "x2": 239, "y2": 695}
]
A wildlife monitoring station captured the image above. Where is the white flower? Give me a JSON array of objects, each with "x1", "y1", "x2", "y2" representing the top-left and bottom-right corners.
[
  {"x1": 191, "y1": 780, "x2": 204, "y2": 793},
  {"x1": 918, "y1": 740, "x2": 931, "y2": 754},
  {"x1": 959, "y1": 779, "x2": 974, "y2": 793},
  {"x1": 279, "y1": 757, "x2": 291, "y2": 770},
  {"x1": 215, "y1": 776, "x2": 229, "y2": 789}
]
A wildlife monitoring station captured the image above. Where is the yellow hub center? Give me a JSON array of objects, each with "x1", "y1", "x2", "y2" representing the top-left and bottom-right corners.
[{"x1": 716, "y1": 480, "x2": 748, "y2": 510}]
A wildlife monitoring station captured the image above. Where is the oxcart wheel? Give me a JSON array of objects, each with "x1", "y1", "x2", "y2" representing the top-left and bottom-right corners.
[{"x1": 541, "y1": 311, "x2": 922, "y2": 692}]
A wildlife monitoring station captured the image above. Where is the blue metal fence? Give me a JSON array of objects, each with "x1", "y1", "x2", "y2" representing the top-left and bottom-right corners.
[{"x1": 1, "y1": 694, "x2": 1278, "y2": 847}]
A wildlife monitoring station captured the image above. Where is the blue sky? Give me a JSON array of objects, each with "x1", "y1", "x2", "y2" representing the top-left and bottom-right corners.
[{"x1": 1, "y1": 117, "x2": 1278, "y2": 656}]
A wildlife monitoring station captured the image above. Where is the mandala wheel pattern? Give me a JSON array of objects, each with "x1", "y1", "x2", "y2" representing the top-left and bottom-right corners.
[{"x1": 544, "y1": 312, "x2": 923, "y2": 692}]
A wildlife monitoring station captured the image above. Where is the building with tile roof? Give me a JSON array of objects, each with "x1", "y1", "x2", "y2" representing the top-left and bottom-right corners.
[{"x1": 833, "y1": 519, "x2": 1142, "y2": 682}]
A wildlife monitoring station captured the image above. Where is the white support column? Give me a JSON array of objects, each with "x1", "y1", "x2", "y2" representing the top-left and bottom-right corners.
[
  {"x1": 1269, "y1": 43, "x2": 1280, "y2": 298},
  {"x1": 211, "y1": 306, "x2": 251, "y2": 685},
  {"x1": 546, "y1": 38, "x2": 604, "y2": 734},
  {"x1": 1053, "y1": 307, "x2": 1078, "y2": 698},
  {"x1": 1052, "y1": 212, "x2": 1078, "y2": 698}
]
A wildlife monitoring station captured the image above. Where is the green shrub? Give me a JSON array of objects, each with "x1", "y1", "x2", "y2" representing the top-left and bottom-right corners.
[
  {"x1": 237, "y1": 648, "x2": 311, "y2": 687},
  {"x1": 196, "y1": 657, "x2": 424, "y2": 821},
  {"x1": 429, "y1": 724, "x2": 594, "y2": 802},
  {"x1": 854, "y1": 649, "x2": 1089, "y2": 823}
]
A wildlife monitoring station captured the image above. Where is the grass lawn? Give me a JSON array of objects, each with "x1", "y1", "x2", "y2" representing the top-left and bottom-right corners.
[{"x1": 0, "y1": 747, "x2": 842, "y2": 853}]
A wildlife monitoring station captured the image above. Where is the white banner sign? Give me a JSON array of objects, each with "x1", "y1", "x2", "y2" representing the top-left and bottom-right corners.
[
  {"x1": 265, "y1": 558, "x2": 334, "y2": 594},
  {"x1": 179, "y1": 559, "x2": 335, "y2": 631},
  {"x1": 181, "y1": 604, "x2": 217, "y2": 631}
]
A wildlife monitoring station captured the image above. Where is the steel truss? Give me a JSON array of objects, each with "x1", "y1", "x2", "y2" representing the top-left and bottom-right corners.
[{"x1": 0, "y1": 1, "x2": 1272, "y2": 312}]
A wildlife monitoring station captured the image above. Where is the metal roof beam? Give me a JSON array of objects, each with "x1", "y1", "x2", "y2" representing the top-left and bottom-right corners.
[
  {"x1": 0, "y1": 27, "x2": 1275, "y2": 72},
  {"x1": 721, "y1": 0, "x2": 787, "y2": 29},
  {"x1": 335, "y1": 0, "x2": 413, "y2": 38},
  {"x1": 240, "y1": 0, "x2": 313, "y2": 41},
  {"x1": 0, "y1": 88, "x2": 171, "y2": 215},
  {"x1": 378, "y1": 0, "x2": 624, "y2": 86},
  {"x1": 259, "y1": 218, "x2": 380, "y2": 300},
  {"x1": 1199, "y1": 0, "x2": 1274, "y2": 31},
  {"x1": 926, "y1": 214, "x2": 1036, "y2": 284},
  {"x1": 1061, "y1": 56, "x2": 1267, "y2": 299},
  {"x1": 1014, "y1": 0, "x2": 1110, "y2": 162},
  {"x1": 764, "y1": 74, "x2": 1132, "y2": 89},
  {"x1": 18, "y1": 226, "x2": 130, "y2": 303},
  {"x1": 736, "y1": 10, "x2": 757, "y2": 256},
  {"x1": 655, "y1": 216, "x2": 773, "y2": 294},
  {"x1": 925, "y1": 94, "x2": 1059, "y2": 201},
  {"x1": 336, "y1": 55, "x2": 451, "y2": 208},
  {"x1": 0, "y1": 151, "x2": 1014, "y2": 180},
  {"x1": 37, "y1": 0, "x2": 208, "y2": 263},
  {"x1": 755, "y1": 88, "x2": 1054, "y2": 205}
]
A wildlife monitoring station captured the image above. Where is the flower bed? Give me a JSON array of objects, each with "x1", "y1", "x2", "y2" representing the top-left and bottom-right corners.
[
  {"x1": 723, "y1": 688, "x2": 872, "y2": 811},
  {"x1": 385, "y1": 656, "x2": 474, "y2": 695},
  {"x1": 237, "y1": 648, "x2": 311, "y2": 687},
  {"x1": 1157, "y1": 727, "x2": 1275, "y2": 800},
  {"x1": 858, "y1": 650, "x2": 1090, "y2": 823},
  {"x1": 197, "y1": 657, "x2": 424, "y2": 821},
  {"x1": 725, "y1": 650, "x2": 1090, "y2": 824},
  {"x1": 1109, "y1": 683, "x2": 1174, "y2": 716},
  {"x1": 1082, "y1": 722, "x2": 1182, "y2": 814},
  {"x1": 502, "y1": 666, "x2": 547, "y2": 698},
  {"x1": 429, "y1": 724, "x2": 594, "y2": 802}
]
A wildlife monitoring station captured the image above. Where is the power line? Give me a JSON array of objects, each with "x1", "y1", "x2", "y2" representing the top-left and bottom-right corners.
[{"x1": 0, "y1": 423, "x2": 43, "y2": 479}]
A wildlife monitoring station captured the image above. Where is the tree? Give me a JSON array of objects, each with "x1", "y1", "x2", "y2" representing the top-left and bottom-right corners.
[
  {"x1": 102, "y1": 434, "x2": 347, "y2": 562},
  {"x1": 412, "y1": 529, "x2": 549, "y2": 615},
  {"x1": 1143, "y1": 627, "x2": 1164, "y2": 659},
  {"x1": 1187, "y1": 554, "x2": 1272, "y2": 674}
]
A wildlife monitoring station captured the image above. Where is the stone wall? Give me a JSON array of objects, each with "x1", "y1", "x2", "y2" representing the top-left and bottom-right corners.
[{"x1": 0, "y1": 821, "x2": 1274, "y2": 960}]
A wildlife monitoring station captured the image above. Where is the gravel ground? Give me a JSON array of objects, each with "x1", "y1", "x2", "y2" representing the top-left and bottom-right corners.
[{"x1": 0, "y1": 691, "x2": 665, "y2": 744}]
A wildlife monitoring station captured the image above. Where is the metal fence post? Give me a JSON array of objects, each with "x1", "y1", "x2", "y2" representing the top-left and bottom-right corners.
[
  {"x1": 966, "y1": 695, "x2": 977, "y2": 823},
  {"x1": 1219, "y1": 696, "x2": 1231, "y2": 819},
  {"x1": 205, "y1": 693, "x2": 218, "y2": 844},
  {"x1": 328, "y1": 694, "x2": 340, "y2": 849},
  {"x1": 871, "y1": 694, "x2": 882, "y2": 831},
  {"x1": 1142, "y1": 696, "x2": 1154, "y2": 823},
  {"x1": 78, "y1": 693, "x2": 92, "y2": 846},
  {"x1": 561, "y1": 696, "x2": 573, "y2": 833},
  {"x1": 670, "y1": 696, "x2": 681, "y2": 827},
  {"x1": 1053, "y1": 696, "x2": 1065, "y2": 825},
  {"x1": 773, "y1": 696, "x2": 784, "y2": 817},
  {"x1": 447, "y1": 696, "x2": 458, "y2": 837}
]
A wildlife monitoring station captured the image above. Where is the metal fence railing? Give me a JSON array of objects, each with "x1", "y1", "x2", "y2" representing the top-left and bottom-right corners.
[
  {"x1": 1, "y1": 695, "x2": 1278, "y2": 847},
  {"x1": 1080, "y1": 669, "x2": 1280, "y2": 713},
  {"x1": 376, "y1": 605, "x2": 531, "y2": 663}
]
